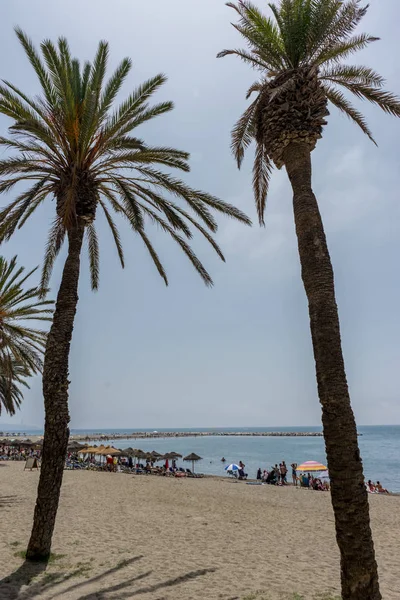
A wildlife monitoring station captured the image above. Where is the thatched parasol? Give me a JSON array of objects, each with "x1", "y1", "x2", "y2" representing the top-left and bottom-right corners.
[
  {"x1": 81, "y1": 445, "x2": 98, "y2": 453},
  {"x1": 149, "y1": 450, "x2": 163, "y2": 460},
  {"x1": 96, "y1": 446, "x2": 120, "y2": 456},
  {"x1": 68, "y1": 441, "x2": 86, "y2": 451},
  {"x1": 183, "y1": 453, "x2": 202, "y2": 473},
  {"x1": 162, "y1": 452, "x2": 183, "y2": 460}
]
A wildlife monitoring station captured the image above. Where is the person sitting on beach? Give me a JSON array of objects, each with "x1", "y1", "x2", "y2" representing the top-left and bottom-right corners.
[
  {"x1": 280, "y1": 461, "x2": 288, "y2": 484},
  {"x1": 301, "y1": 474, "x2": 309, "y2": 488},
  {"x1": 367, "y1": 480, "x2": 377, "y2": 493},
  {"x1": 238, "y1": 467, "x2": 248, "y2": 480},
  {"x1": 291, "y1": 463, "x2": 298, "y2": 486},
  {"x1": 266, "y1": 469, "x2": 276, "y2": 485},
  {"x1": 376, "y1": 481, "x2": 389, "y2": 494}
]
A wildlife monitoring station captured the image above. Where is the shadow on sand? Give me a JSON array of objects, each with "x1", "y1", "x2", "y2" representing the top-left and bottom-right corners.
[{"x1": 0, "y1": 553, "x2": 217, "y2": 600}]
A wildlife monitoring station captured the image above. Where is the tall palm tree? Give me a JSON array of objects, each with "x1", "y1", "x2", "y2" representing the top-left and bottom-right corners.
[
  {"x1": 218, "y1": 1, "x2": 400, "y2": 598},
  {"x1": 0, "y1": 255, "x2": 52, "y2": 415},
  {"x1": 0, "y1": 31, "x2": 250, "y2": 561}
]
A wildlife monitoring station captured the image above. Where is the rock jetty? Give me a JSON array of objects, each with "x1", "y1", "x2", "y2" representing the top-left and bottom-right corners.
[{"x1": 71, "y1": 430, "x2": 326, "y2": 442}]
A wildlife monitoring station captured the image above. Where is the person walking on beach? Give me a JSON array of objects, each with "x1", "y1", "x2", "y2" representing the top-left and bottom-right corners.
[
  {"x1": 291, "y1": 463, "x2": 298, "y2": 486},
  {"x1": 257, "y1": 468, "x2": 262, "y2": 480}
]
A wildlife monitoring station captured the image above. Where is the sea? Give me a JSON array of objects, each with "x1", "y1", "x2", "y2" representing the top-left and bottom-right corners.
[
  {"x1": 63, "y1": 425, "x2": 400, "y2": 492},
  {"x1": 6, "y1": 425, "x2": 399, "y2": 492}
]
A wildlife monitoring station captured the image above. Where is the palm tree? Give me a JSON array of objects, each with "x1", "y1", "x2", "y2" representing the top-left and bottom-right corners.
[
  {"x1": 218, "y1": 2, "x2": 400, "y2": 598},
  {"x1": 0, "y1": 255, "x2": 52, "y2": 414},
  {"x1": 0, "y1": 30, "x2": 251, "y2": 561}
]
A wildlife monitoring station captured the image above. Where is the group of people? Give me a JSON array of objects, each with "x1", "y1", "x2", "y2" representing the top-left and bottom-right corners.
[
  {"x1": 367, "y1": 480, "x2": 389, "y2": 494},
  {"x1": 256, "y1": 461, "x2": 290, "y2": 485},
  {"x1": 255, "y1": 461, "x2": 330, "y2": 490},
  {"x1": 0, "y1": 443, "x2": 41, "y2": 461}
]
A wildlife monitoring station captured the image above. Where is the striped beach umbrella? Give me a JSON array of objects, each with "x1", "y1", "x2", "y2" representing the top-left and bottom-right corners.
[
  {"x1": 224, "y1": 463, "x2": 240, "y2": 472},
  {"x1": 296, "y1": 460, "x2": 327, "y2": 472}
]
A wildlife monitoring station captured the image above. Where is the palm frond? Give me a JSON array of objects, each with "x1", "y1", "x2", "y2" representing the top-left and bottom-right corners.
[
  {"x1": 322, "y1": 83, "x2": 376, "y2": 143},
  {"x1": 0, "y1": 255, "x2": 53, "y2": 414},
  {"x1": 231, "y1": 99, "x2": 258, "y2": 167},
  {"x1": 98, "y1": 198, "x2": 125, "y2": 268},
  {"x1": 40, "y1": 218, "x2": 66, "y2": 292},
  {"x1": 86, "y1": 222, "x2": 100, "y2": 290},
  {"x1": 252, "y1": 141, "x2": 273, "y2": 225}
]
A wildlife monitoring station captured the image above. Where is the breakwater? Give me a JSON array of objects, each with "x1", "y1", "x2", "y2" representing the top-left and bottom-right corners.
[{"x1": 72, "y1": 430, "x2": 328, "y2": 442}]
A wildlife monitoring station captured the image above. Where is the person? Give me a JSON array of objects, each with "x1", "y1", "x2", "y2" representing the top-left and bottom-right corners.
[
  {"x1": 274, "y1": 464, "x2": 280, "y2": 484},
  {"x1": 112, "y1": 455, "x2": 118, "y2": 472},
  {"x1": 367, "y1": 480, "x2": 377, "y2": 493},
  {"x1": 262, "y1": 469, "x2": 268, "y2": 482},
  {"x1": 221, "y1": 457, "x2": 226, "y2": 462},
  {"x1": 106, "y1": 454, "x2": 113, "y2": 472},
  {"x1": 376, "y1": 481, "x2": 389, "y2": 494},
  {"x1": 238, "y1": 461, "x2": 247, "y2": 480},
  {"x1": 291, "y1": 463, "x2": 298, "y2": 486},
  {"x1": 280, "y1": 461, "x2": 288, "y2": 484},
  {"x1": 256, "y1": 467, "x2": 262, "y2": 480},
  {"x1": 128, "y1": 455, "x2": 133, "y2": 469}
]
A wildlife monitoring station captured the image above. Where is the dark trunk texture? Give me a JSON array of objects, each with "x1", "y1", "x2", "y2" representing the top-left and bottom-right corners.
[
  {"x1": 26, "y1": 224, "x2": 84, "y2": 561},
  {"x1": 283, "y1": 142, "x2": 381, "y2": 600}
]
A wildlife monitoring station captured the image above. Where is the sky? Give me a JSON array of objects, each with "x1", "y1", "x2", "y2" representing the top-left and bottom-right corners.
[{"x1": 0, "y1": 0, "x2": 399, "y2": 430}]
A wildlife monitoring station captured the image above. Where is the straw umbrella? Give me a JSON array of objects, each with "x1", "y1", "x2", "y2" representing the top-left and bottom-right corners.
[{"x1": 183, "y1": 453, "x2": 202, "y2": 473}]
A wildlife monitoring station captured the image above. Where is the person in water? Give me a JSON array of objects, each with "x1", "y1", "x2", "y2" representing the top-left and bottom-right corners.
[{"x1": 221, "y1": 457, "x2": 226, "y2": 462}]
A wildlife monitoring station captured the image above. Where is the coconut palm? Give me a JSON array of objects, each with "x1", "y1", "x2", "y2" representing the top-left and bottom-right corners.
[
  {"x1": 218, "y1": 2, "x2": 400, "y2": 598},
  {"x1": 0, "y1": 255, "x2": 52, "y2": 415},
  {"x1": 0, "y1": 30, "x2": 250, "y2": 560}
]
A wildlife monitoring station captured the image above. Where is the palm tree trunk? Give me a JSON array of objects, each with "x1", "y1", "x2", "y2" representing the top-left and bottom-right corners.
[
  {"x1": 283, "y1": 142, "x2": 381, "y2": 600},
  {"x1": 26, "y1": 224, "x2": 85, "y2": 561}
]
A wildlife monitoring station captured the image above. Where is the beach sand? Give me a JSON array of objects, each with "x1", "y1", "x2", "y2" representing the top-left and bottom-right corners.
[{"x1": 0, "y1": 463, "x2": 399, "y2": 599}]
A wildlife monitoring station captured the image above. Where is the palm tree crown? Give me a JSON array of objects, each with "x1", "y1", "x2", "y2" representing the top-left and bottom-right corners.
[
  {"x1": 218, "y1": 0, "x2": 400, "y2": 222},
  {"x1": 0, "y1": 30, "x2": 251, "y2": 290},
  {"x1": 0, "y1": 255, "x2": 53, "y2": 414}
]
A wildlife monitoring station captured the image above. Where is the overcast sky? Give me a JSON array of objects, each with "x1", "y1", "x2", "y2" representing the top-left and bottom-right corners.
[{"x1": 0, "y1": 0, "x2": 399, "y2": 430}]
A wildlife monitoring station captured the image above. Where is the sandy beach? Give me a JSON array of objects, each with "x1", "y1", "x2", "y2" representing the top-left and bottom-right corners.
[{"x1": 0, "y1": 463, "x2": 399, "y2": 600}]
